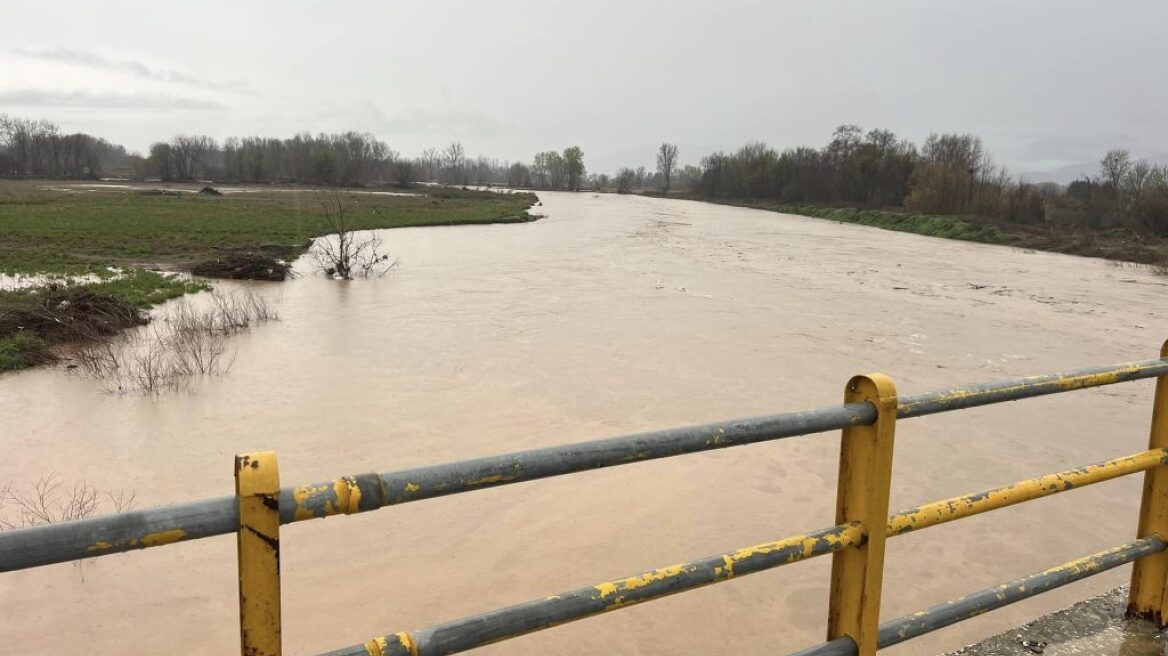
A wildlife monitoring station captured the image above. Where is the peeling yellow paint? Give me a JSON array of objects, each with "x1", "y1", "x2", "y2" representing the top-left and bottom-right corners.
[
  {"x1": 887, "y1": 448, "x2": 1166, "y2": 537},
  {"x1": 292, "y1": 483, "x2": 330, "y2": 521},
  {"x1": 404, "y1": 482, "x2": 420, "y2": 493},
  {"x1": 462, "y1": 473, "x2": 517, "y2": 487},
  {"x1": 621, "y1": 564, "x2": 687, "y2": 591},
  {"x1": 87, "y1": 541, "x2": 113, "y2": 553},
  {"x1": 395, "y1": 631, "x2": 419, "y2": 656},
  {"x1": 364, "y1": 636, "x2": 389, "y2": 656},
  {"x1": 595, "y1": 582, "x2": 618, "y2": 598},
  {"x1": 140, "y1": 529, "x2": 187, "y2": 547},
  {"x1": 334, "y1": 477, "x2": 362, "y2": 515},
  {"x1": 719, "y1": 554, "x2": 735, "y2": 578}
]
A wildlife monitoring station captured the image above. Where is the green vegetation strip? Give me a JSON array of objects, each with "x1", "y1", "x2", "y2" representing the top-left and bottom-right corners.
[
  {"x1": 0, "y1": 188, "x2": 537, "y2": 275},
  {"x1": 689, "y1": 199, "x2": 1007, "y2": 245},
  {"x1": 777, "y1": 205, "x2": 1007, "y2": 243}
]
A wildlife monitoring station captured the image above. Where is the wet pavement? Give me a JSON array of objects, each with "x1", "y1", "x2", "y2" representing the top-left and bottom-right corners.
[{"x1": 949, "y1": 587, "x2": 1166, "y2": 656}]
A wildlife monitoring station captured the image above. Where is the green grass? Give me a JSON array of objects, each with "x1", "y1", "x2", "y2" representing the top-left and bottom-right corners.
[
  {"x1": 647, "y1": 193, "x2": 1010, "y2": 246},
  {"x1": 88, "y1": 269, "x2": 209, "y2": 308},
  {"x1": 0, "y1": 270, "x2": 204, "y2": 373},
  {"x1": 0, "y1": 332, "x2": 55, "y2": 372},
  {"x1": 0, "y1": 185, "x2": 537, "y2": 373},
  {"x1": 0, "y1": 188, "x2": 538, "y2": 275},
  {"x1": 775, "y1": 205, "x2": 1008, "y2": 244},
  {"x1": 0, "y1": 269, "x2": 205, "y2": 310}
]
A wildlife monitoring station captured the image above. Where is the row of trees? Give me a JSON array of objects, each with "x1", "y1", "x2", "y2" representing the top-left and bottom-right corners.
[
  {"x1": 0, "y1": 114, "x2": 130, "y2": 178},
  {"x1": 5, "y1": 112, "x2": 1165, "y2": 235},
  {"x1": 0, "y1": 115, "x2": 580, "y2": 189},
  {"x1": 609, "y1": 143, "x2": 700, "y2": 194},
  {"x1": 141, "y1": 132, "x2": 400, "y2": 186},
  {"x1": 629, "y1": 126, "x2": 1168, "y2": 237},
  {"x1": 146, "y1": 134, "x2": 590, "y2": 191},
  {"x1": 1059, "y1": 151, "x2": 1168, "y2": 237}
]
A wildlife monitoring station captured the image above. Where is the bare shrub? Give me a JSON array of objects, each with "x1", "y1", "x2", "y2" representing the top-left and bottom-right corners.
[
  {"x1": 167, "y1": 324, "x2": 234, "y2": 375},
  {"x1": 0, "y1": 473, "x2": 136, "y2": 528},
  {"x1": 0, "y1": 483, "x2": 12, "y2": 531},
  {"x1": 202, "y1": 289, "x2": 277, "y2": 332},
  {"x1": 310, "y1": 190, "x2": 395, "y2": 279},
  {"x1": 72, "y1": 338, "x2": 121, "y2": 379},
  {"x1": 1, "y1": 475, "x2": 138, "y2": 577},
  {"x1": 123, "y1": 331, "x2": 186, "y2": 394},
  {"x1": 69, "y1": 289, "x2": 274, "y2": 394}
]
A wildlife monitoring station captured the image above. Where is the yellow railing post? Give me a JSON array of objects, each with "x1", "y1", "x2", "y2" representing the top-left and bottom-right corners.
[
  {"x1": 1129, "y1": 339, "x2": 1168, "y2": 624},
  {"x1": 236, "y1": 451, "x2": 282, "y2": 656},
  {"x1": 827, "y1": 373, "x2": 898, "y2": 656}
]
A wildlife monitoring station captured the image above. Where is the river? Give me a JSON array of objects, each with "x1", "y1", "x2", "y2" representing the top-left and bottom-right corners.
[{"x1": 1, "y1": 191, "x2": 1165, "y2": 655}]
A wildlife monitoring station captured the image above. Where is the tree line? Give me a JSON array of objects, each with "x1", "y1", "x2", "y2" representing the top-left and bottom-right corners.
[
  {"x1": 4, "y1": 111, "x2": 1165, "y2": 237},
  {"x1": 1, "y1": 113, "x2": 591, "y2": 192},
  {"x1": 618, "y1": 128, "x2": 1168, "y2": 237},
  {"x1": 0, "y1": 115, "x2": 130, "y2": 179}
]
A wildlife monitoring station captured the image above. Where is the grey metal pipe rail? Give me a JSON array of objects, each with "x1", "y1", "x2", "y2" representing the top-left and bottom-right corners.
[
  {"x1": 789, "y1": 536, "x2": 1167, "y2": 656},
  {"x1": 319, "y1": 522, "x2": 866, "y2": 656},
  {"x1": 315, "y1": 445, "x2": 1167, "y2": 656},
  {"x1": 1, "y1": 356, "x2": 1165, "y2": 573}
]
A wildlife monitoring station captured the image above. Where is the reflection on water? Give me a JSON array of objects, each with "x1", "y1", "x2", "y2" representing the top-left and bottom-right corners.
[{"x1": 2, "y1": 192, "x2": 1166, "y2": 655}]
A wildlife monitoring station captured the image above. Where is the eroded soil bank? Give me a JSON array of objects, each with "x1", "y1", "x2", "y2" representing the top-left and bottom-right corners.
[{"x1": 1, "y1": 192, "x2": 1165, "y2": 655}]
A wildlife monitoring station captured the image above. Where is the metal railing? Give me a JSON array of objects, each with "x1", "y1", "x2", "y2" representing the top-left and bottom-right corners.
[{"x1": 2, "y1": 341, "x2": 1167, "y2": 656}]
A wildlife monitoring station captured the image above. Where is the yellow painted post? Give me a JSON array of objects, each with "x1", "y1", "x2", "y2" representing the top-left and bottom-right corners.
[
  {"x1": 827, "y1": 374, "x2": 898, "y2": 656},
  {"x1": 1129, "y1": 339, "x2": 1168, "y2": 624},
  {"x1": 236, "y1": 451, "x2": 282, "y2": 656}
]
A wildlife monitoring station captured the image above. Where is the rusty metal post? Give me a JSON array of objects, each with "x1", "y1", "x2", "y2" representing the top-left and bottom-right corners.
[
  {"x1": 1129, "y1": 340, "x2": 1168, "y2": 624},
  {"x1": 237, "y1": 451, "x2": 282, "y2": 656},
  {"x1": 827, "y1": 374, "x2": 898, "y2": 656}
]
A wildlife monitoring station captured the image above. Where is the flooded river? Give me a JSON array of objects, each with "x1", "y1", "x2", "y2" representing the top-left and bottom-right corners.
[{"x1": 1, "y1": 192, "x2": 1165, "y2": 655}]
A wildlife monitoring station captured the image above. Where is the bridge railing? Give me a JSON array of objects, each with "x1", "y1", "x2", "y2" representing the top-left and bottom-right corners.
[{"x1": 2, "y1": 341, "x2": 1167, "y2": 656}]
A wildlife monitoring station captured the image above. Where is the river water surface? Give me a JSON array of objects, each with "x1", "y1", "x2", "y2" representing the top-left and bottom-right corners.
[{"x1": 1, "y1": 192, "x2": 1165, "y2": 654}]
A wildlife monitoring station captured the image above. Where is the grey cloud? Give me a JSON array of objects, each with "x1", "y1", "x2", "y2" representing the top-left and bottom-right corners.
[
  {"x1": 0, "y1": 88, "x2": 224, "y2": 111},
  {"x1": 383, "y1": 109, "x2": 509, "y2": 137},
  {"x1": 313, "y1": 101, "x2": 512, "y2": 138},
  {"x1": 8, "y1": 47, "x2": 249, "y2": 93}
]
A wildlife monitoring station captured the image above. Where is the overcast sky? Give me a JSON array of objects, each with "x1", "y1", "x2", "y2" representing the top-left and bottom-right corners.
[{"x1": 2, "y1": 0, "x2": 1165, "y2": 180}]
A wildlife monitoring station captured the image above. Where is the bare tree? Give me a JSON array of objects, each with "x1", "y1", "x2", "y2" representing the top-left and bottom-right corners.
[
  {"x1": 443, "y1": 142, "x2": 466, "y2": 184},
  {"x1": 310, "y1": 190, "x2": 394, "y2": 279},
  {"x1": 656, "y1": 143, "x2": 679, "y2": 192},
  {"x1": 615, "y1": 167, "x2": 636, "y2": 193},
  {"x1": 394, "y1": 158, "x2": 414, "y2": 187},
  {"x1": 421, "y1": 147, "x2": 441, "y2": 182},
  {"x1": 171, "y1": 135, "x2": 216, "y2": 180},
  {"x1": 1100, "y1": 149, "x2": 1132, "y2": 190}
]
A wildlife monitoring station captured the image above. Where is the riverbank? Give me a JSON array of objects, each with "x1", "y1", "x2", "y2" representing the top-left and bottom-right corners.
[
  {"x1": 0, "y1": 181, "x2": 538, "y2": 372},
  {"x1": 643, "y1": 193, "x2": 1168, "y2": 271}
]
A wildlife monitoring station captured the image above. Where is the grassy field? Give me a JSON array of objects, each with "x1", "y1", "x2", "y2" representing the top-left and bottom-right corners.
[
  {"x1": 762, "y1": 204, "x2": 1007, "y2": 243},
  {"x1": 0, "y1": 182, "x2": 538, "y2": 275},
  {"x1": 649, "y1": 193, "x2": 1168, "y2": 267},
  {"x1": 0, "y1": 181, "x2": 538, "y2": 372}
]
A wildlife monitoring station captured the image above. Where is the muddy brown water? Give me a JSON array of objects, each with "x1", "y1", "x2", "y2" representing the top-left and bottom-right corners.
[{"x1": 1, "y1": 191, "x2": 1165, "y2": 655}]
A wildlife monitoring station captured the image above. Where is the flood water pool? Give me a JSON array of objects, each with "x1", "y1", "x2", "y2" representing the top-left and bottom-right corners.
[{"x1": 1, "y1": 191, "x2": 1165, "y2": 655}]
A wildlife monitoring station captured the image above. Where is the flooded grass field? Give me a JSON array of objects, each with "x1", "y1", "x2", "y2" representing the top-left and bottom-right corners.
[{"x1": 1, "y1": 191, "x2": 1165, "y2": 655}]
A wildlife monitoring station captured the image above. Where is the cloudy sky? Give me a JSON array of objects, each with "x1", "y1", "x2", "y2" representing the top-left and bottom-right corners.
[{"x1": 2, "y1": 0, "x2": 1165, "y2": 180}]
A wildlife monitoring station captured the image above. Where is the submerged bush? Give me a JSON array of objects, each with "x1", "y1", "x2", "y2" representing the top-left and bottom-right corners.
[{"x1": 72, "y1": 289, "x2": 277, "y2": 394}]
